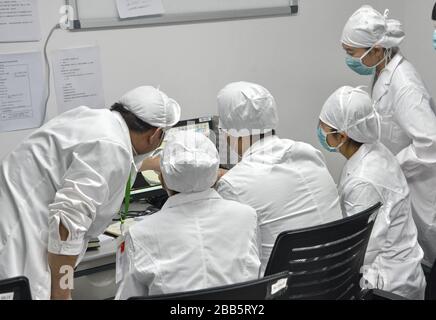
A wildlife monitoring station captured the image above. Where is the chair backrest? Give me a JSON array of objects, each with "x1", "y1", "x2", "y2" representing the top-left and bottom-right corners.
[
  {"x1": 0, "y1": 276, "x2": 32, "y2": 300},
  {"x1": 128, "y1": 271, "x2": 289, "y2": 300},
  {"x1": 264, "y1": 202, "x2": 382, "y2": 300}
]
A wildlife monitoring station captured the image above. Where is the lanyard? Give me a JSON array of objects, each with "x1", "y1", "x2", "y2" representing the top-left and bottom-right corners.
[
  {"x1": 116, "y1": 175, "x2": 131, "y2": 283},
  {"x1": 120, "y1": 175, "x2": 131, "y2": 227}
]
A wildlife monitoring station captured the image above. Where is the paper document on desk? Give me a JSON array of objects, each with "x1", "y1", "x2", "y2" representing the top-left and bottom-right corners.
[
  {"x1": 105, "y1": 218, "x2": 137, "y2": 238},
  {"x1": 142, "y1": 170, "x2": 160, "y2": 185},
  {"x1": 98, "y1": 234, "x2": 115, "y2": 245}
]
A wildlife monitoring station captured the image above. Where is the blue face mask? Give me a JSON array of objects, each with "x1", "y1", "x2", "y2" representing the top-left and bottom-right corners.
[
  {"x1": 317, "y1": 126, "x2": 342, "y2": 153},
  {"x1": 345, "y1": 46, "x2": 387, "y2": 76},
  {"x1": 345, "y1": 55, "x2": 376, "y2": 76},
  {"x1": 433, "y1": 30, "x2": 436, "y2": 50}
]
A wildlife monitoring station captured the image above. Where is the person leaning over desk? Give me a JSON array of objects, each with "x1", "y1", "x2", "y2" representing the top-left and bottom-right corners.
[{"x1": 0, "y1": 86, "x2": 180, "y2": 300}]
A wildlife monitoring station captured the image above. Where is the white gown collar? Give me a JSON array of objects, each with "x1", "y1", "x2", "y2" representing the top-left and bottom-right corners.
[{"x1": 162, "y1": 188, "x2": 222, "y2": 209}]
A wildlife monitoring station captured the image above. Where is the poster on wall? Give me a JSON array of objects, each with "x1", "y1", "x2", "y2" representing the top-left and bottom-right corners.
[
  {"x1": 0, "y1": 0, "x2": 41, "y2": 42},
  {"x1": 116, "y1": 0, "x2": 164, "y2": 19},
  {"x1": 0, "y1": 51, "x2": 45, "y2": 133},
  {"x1": 51, "y1": 46, "x2": 105, "y2": 114}
]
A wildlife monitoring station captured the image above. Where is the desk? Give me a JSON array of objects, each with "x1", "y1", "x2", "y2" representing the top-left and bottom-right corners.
[
  {"x1": 72, "y1": 201, "x2": 157, "y2": 300},
  {"x1": 72, "y1": 235, "x2": 117, "y2": 300}
]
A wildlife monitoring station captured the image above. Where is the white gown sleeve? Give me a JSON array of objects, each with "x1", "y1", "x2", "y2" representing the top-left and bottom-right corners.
[
  {"x1": 394, "y1": 86, "x2": 436, "y2": 177},
  {"x1": 341, "y1": 179, "x2": 386, "y2": 289},
  {"x1": 48, "y1": 140, "x2": 131, "y2": 256},
  {"x1": 341, "y1": 179, "x2": 382, "y2": 217}
]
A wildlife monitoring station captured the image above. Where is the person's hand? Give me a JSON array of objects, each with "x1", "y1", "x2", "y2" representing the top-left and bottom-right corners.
[
  {"x1": 50, "y1": 287, "x2": 72, "y2": 300},
  {"x1": 48, "y1": 223, "x2": 77, "y2": 300},
  {"x1": 48, "y1": 251, "x2": 76, "y2": 300},
  {"x1": 140, "y1": 156, "x2": 161, "y2": 172},
  {"x1": 216, "y1": 168, "x2": 228, "y2": 182}
]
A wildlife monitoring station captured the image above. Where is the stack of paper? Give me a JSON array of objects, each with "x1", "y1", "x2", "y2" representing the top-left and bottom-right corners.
[{"x1": 87, "y1": 238, "x2": 100, "y2": 250}]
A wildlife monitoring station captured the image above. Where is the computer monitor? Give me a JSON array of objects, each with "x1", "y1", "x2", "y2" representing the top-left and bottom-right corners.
[{"x1": 130, "y1": 116, "x2": 216, "y2": 201}]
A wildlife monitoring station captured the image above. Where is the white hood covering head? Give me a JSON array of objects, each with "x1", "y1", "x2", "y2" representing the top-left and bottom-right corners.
[
  {"x1": 319, "y1": 86, "x2": 380, "y2": 144},
  {"x1": 217, "y1": 81, "x2": 279, "y2": 138},
  {"x1": 119, "y1": 86, "x2": 181, "y2": 128},
  {"x1": 161, "y1": 131, "x2": 219, "y2": 193},
  {"x1": 341, "y1": 5, "x2": 405, "y2": 49}
]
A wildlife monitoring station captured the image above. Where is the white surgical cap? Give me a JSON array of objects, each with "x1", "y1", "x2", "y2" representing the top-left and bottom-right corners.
[
  {"x1": 341, "y1": 5, "x2": 405, "y2": 49},
  {"x1": 217, "y1": 81, "x2": 279, "y2": 137},
  {"x1": 319, "y1": 86, "x2": 379, "y2": 144},
  {"x1": 161, "y1": 131, "x2": 219, "y2": 193},
  {"x1": 119, "y1": 86, "x2": 181, "y2": 128}
]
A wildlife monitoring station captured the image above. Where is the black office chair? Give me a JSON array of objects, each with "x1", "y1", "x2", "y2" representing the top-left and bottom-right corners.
[
  {"x1": 128, "y1": 271, "x2": 289, "y2": 300},
  {"x1": 264, "y1": 202, "x2": 382, "y2": 300},
  {"x1": 359, "y1": 288, "x2": 407, "y2": 300},
  {"x1": 426, "y1": 259, "x2": 436, "y2": 300},
  {"x1": 0, "y1": 276, "x2": 32, "y2": 300}
]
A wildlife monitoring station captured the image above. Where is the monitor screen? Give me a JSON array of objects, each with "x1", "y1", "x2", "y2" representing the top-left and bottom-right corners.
[{"x1": 130, "y1": 116, "x2": 214, "y2": 199}]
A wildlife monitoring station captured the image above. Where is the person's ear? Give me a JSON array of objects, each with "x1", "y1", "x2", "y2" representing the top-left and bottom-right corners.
[
  {"x1": 373, "y1": 46, "x2": 384, "y2": 59},
  {"x1": 339, "y1": 132, "x2": 350, "y2": 144}
]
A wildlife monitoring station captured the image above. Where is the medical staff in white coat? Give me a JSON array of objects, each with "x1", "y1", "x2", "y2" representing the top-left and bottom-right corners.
[
  {"x1": 0, "y1": 86, "x2": 181, "y2": 300},
  {"x1": 115, "y1": 131, "x2": 260, "y2": 299},
  {"x1": 341, "y1": 5, "x2": 436, "y2": 267},
  {"x1": 215, "y1": 82, "x2": 343, "y2": 273},
  {"x1": 318, "y1": 86, "x2": 426, "y2": 299}
]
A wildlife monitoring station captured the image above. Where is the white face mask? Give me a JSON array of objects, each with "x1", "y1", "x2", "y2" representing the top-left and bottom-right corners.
[
  {"x1": 132, "y1": 145, "x2": 149, "y2": 171},
  {"x1": 129, "y1": 145, "x2": 159, "y2": 187}
]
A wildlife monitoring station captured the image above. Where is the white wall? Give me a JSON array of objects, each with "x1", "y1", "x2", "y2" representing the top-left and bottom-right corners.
[
  {"x1": 0, "y1": 0, "x2": 420, "y2": 182},
  {"x1": 402, "y1": 0, "x2": 436, "y2": 100}
]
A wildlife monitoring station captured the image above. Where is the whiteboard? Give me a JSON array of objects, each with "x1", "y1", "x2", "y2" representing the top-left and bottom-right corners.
[{"x1": 65, "y1": 0, "x2": 298, "y2": 30}]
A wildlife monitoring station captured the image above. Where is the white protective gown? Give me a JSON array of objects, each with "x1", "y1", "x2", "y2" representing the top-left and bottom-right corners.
[
  {"x1": 0, "y1": 107, "x2": 137, "y2": 300},
  {"x1": 372, "y1": 52, "x2": 436, "y2": 266},
  {"x1": 216, "y1": 135, "x2": 343, "y2": 273},
  {"x1": 115, "y1": 189, "x2": 260, "y2": 299},
  {"x1": 339, "y1": 142, "x2": 426, "y2": 299}
]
